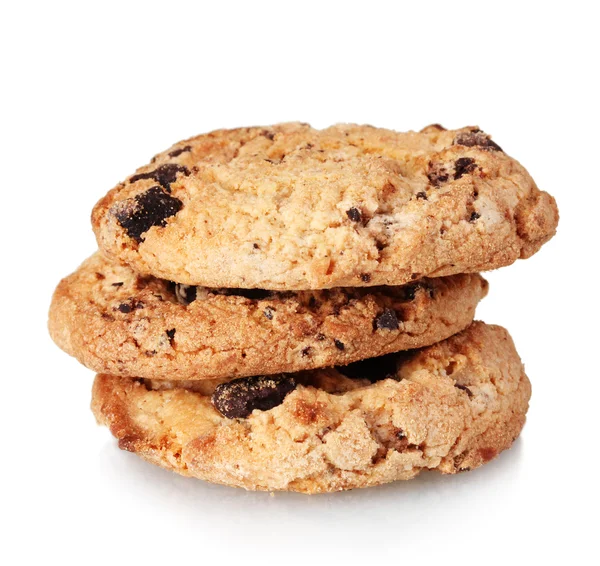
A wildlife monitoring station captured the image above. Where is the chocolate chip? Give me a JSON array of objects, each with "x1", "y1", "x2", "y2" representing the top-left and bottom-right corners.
[
  {"x1": 168, "y1": 145, "x2": 192, "y2": 158},
  {"x1": 175, "y1": 283, "x2": 197, "y2": 305},
  {"x1": 116, "y1": 300, "x2": 144, "y2": 313},
  {"x1": 336, "y1": 353, "x2": 398, "y2": 382},
  {"x1": 374, "y1": 308, "x2": 400, "y2": 331},
  {"x1": 469, "y1": 211, "x2": 481, "y2": 222},
  {"x1": 115, "y1": 187, "x2": 183, "y2": 243},
  {"x1": 212, "y1": 375, "x2": 296, "y2": 419},
  {"x1": 334, "y1": 339, "x2": 345, "y2": 350},
  {"x1": 129, "y1": 164, "x2": 190, "y2": 192},
  {"x1": 301, "y1": 347, "x2": 311, "y2": 357},
  {"x1": 455, "y1": 383, "x2": 473, "y2": 397},
  {"x1": 111, "y1": 282, "x2": 124, "y2": 287},
  {"x1": 252, "y1": 243, "x2": 260, "y2": 249},
  {"x1": 166, "y1": 328, "x2": 176, "y2": 344},
  {"x1": 264, "y1": 307, "x2": 274, "y2": 320},
  {"x1": 415, "y1": 191, "x2": 428, "y2": 200},
  {"x1": 427, "y1": 162, "x2": 450, "y2": 186},
  {"x1": 453, "y1": 130, "x2": 503, "y2": 152},
  {"x1": 454, "y1": 157, "x2": 477, "y2": 179},
  {"x1": 360, "y1": 273, "x2": 371, "y2": 283},
  {"x1": 346, "y1": 207, "x2": 362, "y2": 222}
]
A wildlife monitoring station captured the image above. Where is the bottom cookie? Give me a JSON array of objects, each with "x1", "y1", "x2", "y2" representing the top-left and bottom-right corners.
[{"x1": 92, "y1": 322, "x2": 530, "y2": 493}]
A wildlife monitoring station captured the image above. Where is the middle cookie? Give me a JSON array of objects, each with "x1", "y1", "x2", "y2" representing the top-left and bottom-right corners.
[{"x1": 49, "y1": 252, "x2": 488, "y2": 380}]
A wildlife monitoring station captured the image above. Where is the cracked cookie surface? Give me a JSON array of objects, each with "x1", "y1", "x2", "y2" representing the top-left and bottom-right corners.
[
  {"x1": 92, "y1": 122, "x2": 558, "y2": 290},
  {"x1": 49, "y1": 252, "x2": 487, "y2": 380},
  {"x1": 92, "y1": 322, "x2": 530, "y2": 493}
]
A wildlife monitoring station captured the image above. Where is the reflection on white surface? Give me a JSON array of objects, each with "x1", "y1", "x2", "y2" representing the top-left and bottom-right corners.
[{"x1": 97, "y1": 437, "x2": 525, "y2": 532}]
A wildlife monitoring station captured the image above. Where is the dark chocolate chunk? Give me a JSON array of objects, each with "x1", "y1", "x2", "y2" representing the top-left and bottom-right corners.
[
  {"x1": 346, "y1": 207, "x2": 362, "y2": 222},
  {"x1": 116, "y1": 299, "x2": 144, "y2": 313},
  {"x1": 360, "y1": 273, "x2": 371, "y2": 283},
  {"x1": 129, "y1": 164, "x2": 190, "y2": 192},
  {"x1": 455, "y1": 383, "x2": 473, "y2": 397},
  {"x1": 212, "y1": 375, "x2": 297, "y2": 419},
  {"x1": 334, "y1": 339, "x2": 345, "y2": 350},
  {"x1": 415, "y1": 191, "x2": 428, "y2": 200},
  {"x1": 336, "y1": 353, "x2": 398, "y2": 382},
  {"x1": 374, "y1": 308, "x2": 400, "y2": 331},
  {"x1": 168, "y1": 145, "x2": 192, "y2": 158},
  {"x1": 427, "y1": 162, "x2": 450, "y2": 186},
  {"x1": 453, "y1": 130, "x2": 503, "y2": 152},
  {"x1": 469, "y1": 211, "x2": 481, "y2": 222},
  {"x1": 115, "y1": 187, "x2": 183, "y2": 243},
  {"x1": 111, "y1": 282, "x2": 124, "y2": 287},
  {"x1": 454, "y1": 157, "x2": 477, "y2": 179},
  {"x1": 166, "y1": 328, "x2": 176, "y2": 344},
  {"x1": 301, "y1": 347, "x2": 311, "y2": 357}
]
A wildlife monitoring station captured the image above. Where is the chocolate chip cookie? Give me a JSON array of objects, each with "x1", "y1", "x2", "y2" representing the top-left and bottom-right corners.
[
  {"x1": 92, "y1": 123, "x2": 558, "y2": 290},
  {"x1": 92, "y1": 322, "x2": 530, "y2": 493},
  {"x1": 49, "y1": 252, "x2": 488, "y2": 380}
]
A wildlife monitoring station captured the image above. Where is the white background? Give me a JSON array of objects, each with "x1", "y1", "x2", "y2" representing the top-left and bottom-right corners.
[{"x1": 2, "y1": 1, "x2": 598, "y2": 564}]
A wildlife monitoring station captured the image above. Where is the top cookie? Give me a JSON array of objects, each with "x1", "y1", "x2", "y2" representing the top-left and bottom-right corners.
[{"x1": 92, "y1": 123, "x2": 558, "y2": 290}]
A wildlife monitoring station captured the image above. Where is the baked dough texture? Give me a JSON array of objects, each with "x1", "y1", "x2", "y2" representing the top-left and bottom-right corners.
[
  {"x1": 92, "y1": 322, "x2": 530, "y2": 493},
  {"x1": 49, "y1": 252, "x2": 488, "y2": 380},
  {"x1": 92, "y1": 123, "x2": 558, "y2": 290}
]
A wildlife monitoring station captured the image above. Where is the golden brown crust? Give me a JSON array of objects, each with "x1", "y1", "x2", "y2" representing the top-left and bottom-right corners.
[
  {"x1": 92, "y1": 322, "x2": 530, "y2": 493},
  {"x1": 91, "y1": 122, "x2": 558, "y2": 290},
  {"x1": 49, "y1": 252, "x2": 487, "y2": 380}
]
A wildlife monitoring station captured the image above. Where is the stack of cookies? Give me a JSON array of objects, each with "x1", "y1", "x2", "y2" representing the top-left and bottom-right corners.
[{"x1": 49, "y1": 123, "x2": 558, "y2": 493}]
